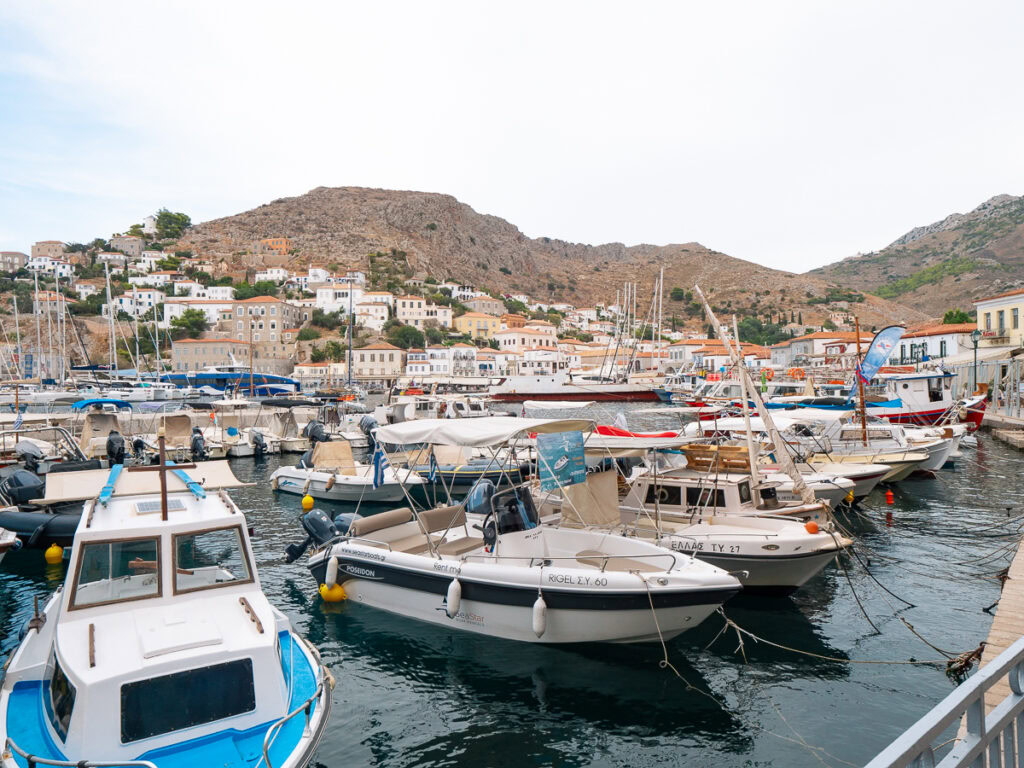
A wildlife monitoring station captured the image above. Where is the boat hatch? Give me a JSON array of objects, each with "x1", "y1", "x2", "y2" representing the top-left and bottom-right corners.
[
  {"x1": 120, "y1": 659, "x2": 256, "y2": 743},
  {"x1": 70, "y1": 537, "x2": 162, "y2": 609},
  {"x1": 135, "y1": 499, "x2": 186, "y2": 516},
  {"x1": 172, "y1": 524, "x2": 253, "y2": 595},
  {"x1": 138, "y1": 614, "x2": 223, "y2": 658}
]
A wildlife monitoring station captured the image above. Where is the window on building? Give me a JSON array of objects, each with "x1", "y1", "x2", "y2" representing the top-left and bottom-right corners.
[
  {"x1": 1015, "y1": 309, "x2": 1020, "y2": 330},
  {"x1": 985, "y1": 312, "x2": 991, "y2": 330},
  {"x1": 998, "y1": 310, "x2": 1006, "y2": 332},
  {"x1": 939, "y1": 340, "x2": 947, "y2": 357}
]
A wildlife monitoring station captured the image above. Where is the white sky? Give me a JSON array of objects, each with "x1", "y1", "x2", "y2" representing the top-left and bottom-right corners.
[{"x1": 1, "y1": 1, "x2": 1021, "y2": 271}]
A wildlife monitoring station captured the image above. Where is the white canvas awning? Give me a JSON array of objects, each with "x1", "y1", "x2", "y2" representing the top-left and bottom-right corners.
[
  {"x1": 33, "y1": 460, "x2": 248, "y2": 505},
  {"x1": 374, "y1": 416, "x2": 594, "y2": 448},
  {"x1": 522, "y1": 400, "x2": 596, "y2": 410}
]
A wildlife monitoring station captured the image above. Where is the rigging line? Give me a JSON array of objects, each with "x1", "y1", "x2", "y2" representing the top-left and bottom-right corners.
[{"x1": 834, "y1": 551, "x2": 882, "y2": 634}]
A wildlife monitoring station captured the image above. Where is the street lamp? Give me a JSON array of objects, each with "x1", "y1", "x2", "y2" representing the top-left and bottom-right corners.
[{"x1": 971, "y1": 329, "x2": 983, "y2": 394}]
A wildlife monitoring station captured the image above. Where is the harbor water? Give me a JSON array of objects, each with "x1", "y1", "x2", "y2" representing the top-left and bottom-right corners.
[{"x1": 2, "y1": 404, "x2": 1021, "y2": 767}]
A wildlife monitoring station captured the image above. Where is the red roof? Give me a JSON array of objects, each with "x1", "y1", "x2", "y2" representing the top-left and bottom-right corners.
[
  {"x1": 976, "y1": 287, "x2": 1024, "y2": 304},
  {"x1": 903, "y1": 322, "x2": 977, "y2": 338},
  {"x1": 357, "y1": 342, "x2": 402, "y2": 351}
]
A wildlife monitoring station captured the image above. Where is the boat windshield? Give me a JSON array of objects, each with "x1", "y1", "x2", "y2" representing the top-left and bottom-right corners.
[
  {"x1": 491, "y1": 486, "x2": 540, "y2": 533},
  {"x1": 71, "y1": 537, "x2": 162, "y2": 609},
  {"x1": 172, "y1": 525, "x2": 253, "y2": 594}
]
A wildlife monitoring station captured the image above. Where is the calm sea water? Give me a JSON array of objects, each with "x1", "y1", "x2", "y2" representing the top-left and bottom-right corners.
[{"x1": 2, "y1": 404, "x2": 1022, "y2": 767}]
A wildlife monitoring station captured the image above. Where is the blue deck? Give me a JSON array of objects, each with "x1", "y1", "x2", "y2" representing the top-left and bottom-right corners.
[{"x1": 5, "y1": 632, "x2": 319, "y2": 768}]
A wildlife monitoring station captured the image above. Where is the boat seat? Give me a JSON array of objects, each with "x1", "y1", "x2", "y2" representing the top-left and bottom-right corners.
[
  {"x1": 348, "y1": 507, "x2": 414, "y2": 537},
  {"x1": 436, "y1": 536, "x2": 483, "y2": 556},
  {"x1": 391, "y1": 533, "x2": 440, "y2": 554},
  {"x1": 418, "y1": 504, "x2": 468, "y2": 533},
  {"x1": 574, "y1": 549, "x2": 663, "y2": 573}
]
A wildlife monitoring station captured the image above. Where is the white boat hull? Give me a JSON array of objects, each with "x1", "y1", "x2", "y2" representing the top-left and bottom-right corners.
[{"x1": 272, "y1": 466, "x2": 422, "y2": 503}]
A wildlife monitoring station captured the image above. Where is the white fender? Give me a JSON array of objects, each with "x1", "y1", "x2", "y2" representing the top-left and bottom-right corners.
[
  {"x1": 302, "y1": 477, "x2": 312, "y2": 495},
  {"x1": 532, "y1": 593, "x2": 547, "y2": 637},
  {"x1": 445, "y1": 578, "x2": 462, "y2": 618},
  {"x1": 325, "y1": 556, "x2": 339, "y2": 588}
]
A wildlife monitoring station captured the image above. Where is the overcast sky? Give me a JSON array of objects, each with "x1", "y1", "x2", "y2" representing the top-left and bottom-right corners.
[{"x1": 1, "y1": 1, "x2": 1021, "y2": 271}]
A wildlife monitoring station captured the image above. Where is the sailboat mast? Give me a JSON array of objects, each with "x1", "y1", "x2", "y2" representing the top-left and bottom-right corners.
[
  {"x1": 347, "y1": 283, "x2": 353, "y2": 387},
  {"x1": 249, "y1": 316, "x2": 255, "y2": 396},
  {"x1": 32, "y1": 272, "x2": 42, "y2": 382},
  {"x1": 12, "y1": 295, "x2": 21, "y2": 379},
  {"x1": 855, "y1": 315, "x2": 868, "y2": 447},
  {"x1": 104, "y1": 262, "x2": 115, "y2": 373}
]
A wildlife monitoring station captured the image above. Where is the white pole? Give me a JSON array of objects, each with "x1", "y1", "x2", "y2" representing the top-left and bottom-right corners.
[
  {"x1": 104, "y1": 262, "x2": 115, "y2": 372},
  {"x1": 12, "y1": 295, "x2": 21, "y2": 379},
  {"x1": 732, "y1": 315, "x2": 760, "y2": 485},
  {"x1": 32, "y1": 272, "x2": 42, "y2": 382}
]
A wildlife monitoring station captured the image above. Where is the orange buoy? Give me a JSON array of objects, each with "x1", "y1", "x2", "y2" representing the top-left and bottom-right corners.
[
  {"x1": 804, "y1": 521, "x2": 819, "y2": 534},
  {"x1": 885, "y1": 489, "x2": 895, "y2": 505}
]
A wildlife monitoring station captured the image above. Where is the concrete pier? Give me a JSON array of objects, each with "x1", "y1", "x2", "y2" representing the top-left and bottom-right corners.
[{"x1": 991, "y1": 429, "x2": 1024, "y2": 450}]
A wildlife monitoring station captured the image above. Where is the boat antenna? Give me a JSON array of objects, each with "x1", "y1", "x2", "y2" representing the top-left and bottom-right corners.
[{"x1": 694, "y1": 285, "x2": 814, "y2": 504}]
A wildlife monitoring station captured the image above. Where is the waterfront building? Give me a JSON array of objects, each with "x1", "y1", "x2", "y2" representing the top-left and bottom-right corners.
[{"x1": 454, "y1": 311, "x2": 500, "y2": 339}]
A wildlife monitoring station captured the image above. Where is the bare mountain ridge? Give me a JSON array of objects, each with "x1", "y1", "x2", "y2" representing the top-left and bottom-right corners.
[
  {"x1": 809, "y1": 194, "x2": 1024, "y2": 316},
  {"x1": 178, "y1": 186, "x2": 927, "y2": 327}
]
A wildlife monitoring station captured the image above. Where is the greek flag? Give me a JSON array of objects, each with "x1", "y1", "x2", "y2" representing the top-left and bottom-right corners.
[
  {"x1": 372, "y1": 447, "x2": 389, "y2": 490},
  {"x1": 428, "y1": 449, "x2": 439, "y2": 483},
  {"x1": 12, "y1": 412, "x2": 22, "y2": 430}
]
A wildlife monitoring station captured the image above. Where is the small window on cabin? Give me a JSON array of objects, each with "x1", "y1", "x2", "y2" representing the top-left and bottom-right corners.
[
  {"x1": 738, "y1": 482, "x2": 752, "y2": 504},
  {"x1": 71, "y1": 538, "x2": 161, "y2": 608},
  {"x1": 46, "y1": 654, "x2": 76, "y2": 741},
  {"x1": 173, "y1": 525, "x2": 252, "y2": 594},
  {"x1": 120, "y1": 659, "x2": 256, "y2": 743},
  {"x1": 686, "y1": 486, "x2": 726, "y2": 508},
  {"x1": 645, "y1": 484, "x2": 682, "y2": 506}
]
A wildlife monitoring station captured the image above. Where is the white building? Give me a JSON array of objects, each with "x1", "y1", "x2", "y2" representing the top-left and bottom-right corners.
[
  {"x1": 162, "y1": 299, "x2": 234, "y2": 330},
  {"x1": 315, "y1": 285, "x2": 364, "y2": 314},
  {"x1": 255, "y1": 267, "x2": 292, "y2": 284},
  {"x1": 395, "y1": 295, "x2": 452, "y2": 329},
  {"x1": 361, "y1": 291, "x2": 395, "y2": 309},
  {"x1": 26, "y1": 256, "x2": 73, "y2": 278},
  {"x1": 897, "y1": 323, "x2": 978, "y2": 363},
  {"x1": 103, "y1": 288, "x2": 166, "y2": 319},
  {"x1": 142, "y1": 215, "x2": 158, "y2": 236},
  {"x1": 354, "y1": 302, "x2": 388, "y2": 332}
]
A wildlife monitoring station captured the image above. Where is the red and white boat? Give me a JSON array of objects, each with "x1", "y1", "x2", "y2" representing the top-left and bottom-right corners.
[
  {"x1": 488, "y1": 373, "x2": 660, "y2": 402},
  {"x1": 867, "y1": 370, "x2": 986, "y2": 430}
]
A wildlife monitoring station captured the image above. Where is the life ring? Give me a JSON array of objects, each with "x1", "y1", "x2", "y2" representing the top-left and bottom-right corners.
[
  {"x1": 791, "y1": 368, "x2": 805, "y2": 380},
  {"x1": 764, "y1": 369, "x2": 775, "y2": 380},
  {"x1": 209, "y1": 411, "x2": 216, "y2": 422}
]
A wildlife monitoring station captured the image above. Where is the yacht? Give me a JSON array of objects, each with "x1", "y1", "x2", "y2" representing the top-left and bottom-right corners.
[
  {"x1": 161, "y1": 365, "x2": 299, "y2": 396},
  {"x1": 0, "y1": 456, "x2": 332, "y2": 768}
]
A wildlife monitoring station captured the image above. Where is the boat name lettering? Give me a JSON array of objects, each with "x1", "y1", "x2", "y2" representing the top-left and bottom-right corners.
[
  {"x1": 547, "y1": 574, "x2": 608, "y2": 586},
  {"x1": 433, "y1": 562, "x2": 459, "y2": 574},
  {"x1": 340, "y1": 548, "x2": 386, "y2": 562},
  {"x1": 343, "y1": 564, "x2": 378, "y2": 579},
  {"x1": 670, "y1": 541, "x2": 705, "y2": 552}
]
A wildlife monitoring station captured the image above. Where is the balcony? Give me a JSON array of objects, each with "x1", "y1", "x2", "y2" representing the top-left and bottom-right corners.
[{"x1": 982, "y1": 329, "x2": 1010, "y2": 345}]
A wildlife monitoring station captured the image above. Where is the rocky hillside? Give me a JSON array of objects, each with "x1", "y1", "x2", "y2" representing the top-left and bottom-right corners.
[
  {"x1": 808, "y1": 194, "x2": 1024, "y2": 316},
  {"x1": 178, "y1": 187, "x2": 926, "y2": 329}
]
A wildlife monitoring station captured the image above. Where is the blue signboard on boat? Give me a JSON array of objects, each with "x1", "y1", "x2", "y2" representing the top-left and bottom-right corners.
[
  {"x1": 857, "y1": 325, "x2": 906, "y2": 384},
  {"x1": 537, "y1": 430, "x2": 587, "y2": 492}
]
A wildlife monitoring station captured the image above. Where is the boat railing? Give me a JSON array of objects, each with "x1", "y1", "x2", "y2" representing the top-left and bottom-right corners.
[
  {"x1": 459, "y1": 551, "x2": 682, "y2": 572},
  {"x1": 3, "y1": 737, "x2": 157, "y2": 768},
  {"x1": 342, "y1": 536, "x2": 394, "y2": 552},
  {"x1": 261, "y1": 654, "x2": 331, "y2": 768},
  {"x1": 865, "y1": 634, "x2": 1024, "y2": 768}
]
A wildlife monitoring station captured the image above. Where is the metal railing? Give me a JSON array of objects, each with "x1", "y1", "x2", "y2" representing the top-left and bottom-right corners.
[
  {"x1": 3, "y1": 737, "x2": 157, "y2": 768},
  {"x1": 866, "y1": 635, "x2": 1024, "y2": 768},
  {"x1": 261, "y1": 665, "x2": 331, "y2": 768}
]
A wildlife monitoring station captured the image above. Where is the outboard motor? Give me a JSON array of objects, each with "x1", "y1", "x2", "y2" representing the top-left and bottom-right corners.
[
  {"x1": 251, "y1": 430, "x2": 267, "y2": 458},
  {"x1": 333, "y1": 512, "x2": 362, "y2": 535},
  {"x1": 15, "y1": 441, "x2": 44, "y2": 475},
  {"x1": 0, "y1": 469, "x2": 45, "y2": 506},
  {"x1": 359, "y1": 415, "x2": 378, "y2": 451},
  {"x1": 306, "y1": 421, "x2": 330, "y2": 444},
  {"x1": 132, "y1": 437, "x2": 146, "y2": 461},
  {"x1": 285, "y1": 509, "x2": 341, "y2": 563},
  {"x1": 106, "y1": 430, "x2": 126, "y2": 465},
  {"x1": 190, "y1": 427, "x2": 208, "y2": 461},
  {"x1": 297, "y1": 448, "x2": 314, "y2": 469}
]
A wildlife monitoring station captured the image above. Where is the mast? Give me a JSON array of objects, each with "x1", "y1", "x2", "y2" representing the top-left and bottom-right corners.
[
  {"x1": 249, "y1": 314, "x2": 255, "y2": 396},
  {"x1": 12, "y1": 295, "x2": 21, "y2": 379},
  {"x1": 45, "y1": 278, "x2": 53, "y2": 383},
  {"x1": 731, "y1": 315, "x2": 760, "y2": 486},
  {"x1": 32, "y1": 272, "x2": 42, "y2": 382},
  {"x1": 347, "y1": 282, "x2": 353, "y2": 387},
  {"x1": 855, "y1": 315, "x2": 868, "y2": 447},
  {"x1": 104, "y1": 262, "x2": 116, "y2": 373}
]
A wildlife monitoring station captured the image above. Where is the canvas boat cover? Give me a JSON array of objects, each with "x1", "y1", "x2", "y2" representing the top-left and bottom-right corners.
[
  {"x1": 32, "y1": 460, "x2": 247, "y2": 505},
  {"x1": 310, "y1": 440, "x2": 357, "y2": 475},
  {"x1": 374, "y1": 417, "x2": 594, "y2": 448},
  {"x1": 557, "y1": 470, "x2": 621, "y2": 528}
]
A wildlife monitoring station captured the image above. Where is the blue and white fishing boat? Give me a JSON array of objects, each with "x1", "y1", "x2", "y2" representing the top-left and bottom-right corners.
[
  {"x1": 0, "y1": 442, "x2": 332, "y2": 768},
  {"x1": 161, "y1": 365, "x2": 299, "y2": 396}
]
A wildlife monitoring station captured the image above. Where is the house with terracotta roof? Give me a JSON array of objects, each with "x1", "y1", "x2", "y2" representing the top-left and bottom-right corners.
[
  {"x1": 454, "y1": 311, "x2": 500, "y2": 339},
  {"x1": 771, "y1": 331, "x2": 872, "y2": 367},
  {"x1": 396, "y1": 295, "x2": 452, "y2": 329},
  {"x1": 170, "y1": 338, "x2": 251, "y2": 372},
  {"x1": 974, "y1": 288, "x2": 1024, "y2": 348},
  {"x1": 896, "y1": 322, "x2": 980, "y2": 363},
  {"x1": 352, "y1": 341, "x2": 405, "y2": 383}
]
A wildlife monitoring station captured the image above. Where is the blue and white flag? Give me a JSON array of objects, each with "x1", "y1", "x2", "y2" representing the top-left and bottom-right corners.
[
  {"x1": 856, "y1": 325, "x2": 906, "y2": 385},
  {"x1": 12, "y1": 412, "x2": 22, "y2": 430},
  {"x1": 428, "y1": 449, "x2": 439, "y2": 483},
  {"x1": 372, "y1": 447, "x2": 389, "y2": 489}
]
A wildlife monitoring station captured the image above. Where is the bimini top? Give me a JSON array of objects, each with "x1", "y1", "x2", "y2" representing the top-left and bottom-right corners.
[
  {"x1": 375, "y1": 416, "x2": 594, "y2": 448},
  {"x1": 33, "y1": 460, "x2": 248, "y2": 505},
  {"x1": 71, "y1": 398, "x2": 133, "y2": 411}
]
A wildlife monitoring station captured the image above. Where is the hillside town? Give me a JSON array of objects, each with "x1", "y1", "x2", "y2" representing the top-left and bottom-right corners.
[{"x1": 0, "y1": 218, "x2": 1016, "y2": 393}]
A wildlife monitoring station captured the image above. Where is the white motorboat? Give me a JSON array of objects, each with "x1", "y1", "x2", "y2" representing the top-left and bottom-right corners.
[
  {"x1": 0, "y1": 527, "x2": 19, "y2": 563},
  {"x1": 0, "y1": 454, "x2": 331, "y2": 768},
  {"x1": 291, "y1": 417, "x2": 742, "y2": 644},
  {"x1": 271, "y1": 441, "x2": 424, "y2": 503}
]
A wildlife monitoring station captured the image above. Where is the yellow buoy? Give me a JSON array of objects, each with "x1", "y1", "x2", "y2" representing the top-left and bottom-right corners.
[
  {"x1": 302, "y1": 494, "x2": 314, "y2": 511},
  {"x1": 44, "y1": 543, "x2": 63, "y2": 565},
  {"x1": 845, "y1": 490, "x2": 855, "y2": 504},
  {"x1": 319, "y1": 583, "x2": 346, "y2": 602}
]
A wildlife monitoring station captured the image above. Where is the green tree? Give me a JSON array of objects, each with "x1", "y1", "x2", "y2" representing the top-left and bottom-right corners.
[
  {"x1": 425, "y1": 326, "x2": 445, "y2": 345},
  {"x1": 297, "y1": 327, "x2": 321, "y2": 341},
  {"x1": 669, "y1": 287, "x2": 689, "y2": 302},
  {"x1": 387, "y1": 324, "x2": 425, "y2": 349},
  {"x1": 169, "y1": 308, "x2": 209, "y2": 339},
  {"x1": 233, "y1": 281, "x2": 278, "y2": 300},
  {"x1": 822, "y1": 319, "x2": 837, "y2": 331},
  {"x1": 309, "y1": 345, "x2": 327, "y2": 363},
  {"x1": 155, "y1": 209, "x2": 192, "y2": 239},
  {"x1": 312, "y1": 309, "x2": 343, "y2": 330},
  {"x1": 126, "y1": 223, "x2": 145, "y2": 237},
  {"x1": 324, "y1": 340, "x2": 345, "y2": 362},
  {"x1": 943, "y1": 308, "x2": 972, "y2": 324}
]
